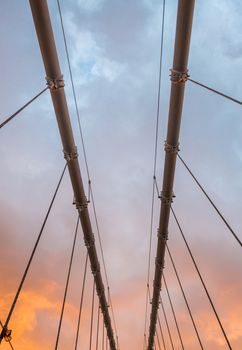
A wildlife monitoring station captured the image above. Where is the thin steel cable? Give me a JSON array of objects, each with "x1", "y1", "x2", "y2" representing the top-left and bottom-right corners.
[
  {"x1": 55, "y1": 216, "x2": 79, "y2": 350},
  {"x1": 160, "y1": 299, "x2": 174, "y2": 350},
  {"x1": 171, "y1": 207, "x2": 232, "y2": 349},
  {"x1": 144, "y1": 1, "x2": 166, "y2": 347},
  {"x1": 74, "y1": 252, "x2": 88, "y2": 350},
  {"x1": 0, "y1": 320, "x2": 14, "y2": 350},
  {"x1": 89, "y1": 280, "x2": 95, "y2": 350},
  {"x1": 102, "y1": 318, "x2": 105, "y2": 350},
  {"x1": 157, "y1": 312, "x2": 167, "y2": 350},
  {"x1": 56, "y1": 0, "x2": 90, "y2": 180},
  {"x1": 162, "y1": 274, "x2": 185, "y2": 350},
  {"x1": 96, "y1": 305, "x2": 100, "y2": 350},
  {"x1": 57, "y1": 3, "x2": 119, "y2": 341},
  {"x1": 167, "y1": 244, "x2": 204, "y2": 349},
  {"x1": 0, "y1": 164, "x2": 67, "y2": 342},
  {"x1": 0, "y1": 87, "x2": 48, "y2": 129},
  {"x1": 155, "y1": 330, "x2": 161, "y2": 350},
  {"x1": 178, "y1": 154, "x2": 242, "y2": 247},
  {"x1": 188, "y1": 78, "x2": 242, "y2": 105}
]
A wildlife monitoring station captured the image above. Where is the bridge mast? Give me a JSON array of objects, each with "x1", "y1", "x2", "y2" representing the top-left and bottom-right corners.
[
  {"x1": 29, "y1": 1, "x2": 117, "y2": 349},
  {"x1": 147, "y1": 1, "x2": 195, "y2": 349}
]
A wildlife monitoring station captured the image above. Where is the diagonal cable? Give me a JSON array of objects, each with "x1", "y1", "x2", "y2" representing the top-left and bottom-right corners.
[
  {"x1": 167, "y1": 244, "x2": 204, "y2": 349},
  {"x1": 162, "y1": 274, "x2": 184, "y2": 350},
  {"x1": 89, "y1": 279, "x2": 95, "y2": 350},
  {"x1": 57, "y1": 2, "x2": 119, "y2": 342},
  {"x1": 96, "y1": 304, "x2": 100, "y2": 350},
  {"x1": 0, "y1": 87, "x2": 48, "y2": 129},
  {"x1": 160, "y1": 299, "x2": 174, "y2": 350},
  {"x1": 144, "y1": 0, "x2": 166, "y2": 347},
  {"x1": 178, "y1": 154, "x2": 242, "y2": 247},
  {"x1": 0, "y1": 164, "x2": 67, "y2": 343},
  {"x1": 74, "y1": 251, "x2": 88, "y2": 350},
  {"x1": 55, "y1": 216, "x2": 79, "y2": 350},
  {"x1": 0, "y1": 320, "x2": 14, "y2": 350},
  {"x1": 171, "y1": 206, "x2": 232, "y2": 349},
  {"x1": 188, "y1": 78, "x2": 242, "y2": 105}
]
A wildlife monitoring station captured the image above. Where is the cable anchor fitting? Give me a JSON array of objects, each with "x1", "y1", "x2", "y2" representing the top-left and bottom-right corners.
[
  {"x1": 0, "y1": 326, "x2": 12, "y2": 343},
  {"x1": 157, "y1": 228, "x2": 168, "y2": 243},
  {"x1": 73, "y1": 196, "x2": 88, "y2": 211},
  {"x1": 84, "y1": 232, "x2": 95, "y2": 249},
  {"x1": 170, "y1": 68, "x2": 189, "y2": 83},
  {"x1": 46, "y1": 75, "x2": 65, "y2": 90},
  {"x1": 63, "y1": 146, "x2": 78, "y2": 162},
  {"x1": 164, "y1": 141, "x2": 180, "y2": 154},
  {"x1": 155, "y1": 257, "x2": 165, "y2": 271},
  {"x1": 159, "y1": 191, "x2": 175, "y2": 205}
]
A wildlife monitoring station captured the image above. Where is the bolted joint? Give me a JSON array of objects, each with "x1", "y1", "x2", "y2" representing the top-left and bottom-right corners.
[
  {"x1": 84, "y1": 232, "x2": 95, "y2": 249},
  {"x1": 63, "y1": 146, "x2": 78, "y2": 162},
  {"x1": 74, "y1": 196, "x2": 88, "y2": 211},
  {"x1": 164, "y1": 140, "x2": 180, "y2": 154},
  {"x1": 159, "y1": 191, "x2": 175, "y2": 205},
  {"x1": 46, "y1": 75, "x2": 65, "y2": 89},
  {"x1": 0, "y1": 326, "x2": 12, "y2": 343},
  {"x1": 157, "y1": 228, "x2": 168, "y2": 243},
  {"x1": 170, "y1": 68, "x2": 189, "y2": 83},
  {"x1": 91, "y1": 262, "x2": 100, "y2": 276},
  {"x1": 155, "y1": 257, "x2": 165, "y2": 271}
]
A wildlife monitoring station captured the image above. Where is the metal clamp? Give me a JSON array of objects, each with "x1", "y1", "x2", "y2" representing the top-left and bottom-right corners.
[
  {"x1": 73, "y1": 196, "x2": 88, "y2": 211},
  {"x1": 0, "y1": 326, "x2": 12, "y2": 343},
  {"x1": 170, "y1": 68, "x2": 189, "y2": 83},
  {"x1": 155, "y1": 257, "x2": 165, "y2": 271},
  {"x1": 157, "y1": 228, "x2": 168, "y2": 243},
  {"x1": 92, "y1": 262, "x2": 100, "y2": 276},
  {"x1": 164, "y1": 141, "x2": 180, "y2": 154},
  {"x1": 46, "y1": 75, "x2": 65, "y2": 90},
  {"x1": 159, "y1": 191, "x2": 174, "y2": 205},
  {"x1": 63, "y1": 147, "x2": 78, "y2": 162},
  {"x1": 84, "y1": 233, "x2": 95, "y2": 249}
]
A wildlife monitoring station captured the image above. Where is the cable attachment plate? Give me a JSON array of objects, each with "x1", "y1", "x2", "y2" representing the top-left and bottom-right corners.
[
  {"x1": 0, "y1": 326, "x2": 12, "y2": 343},
  {"x1": 159, "y1": 191, "x2": 175, "y2": 205},
  {"x1": 157, "y1": 228, "x2": 168, "y2": 243},
  {"x1": 46, "y1": 75, "x2": 65, "y2": 90},
  {"x1": 155, "y1": 257, "x2": 165, "y2": 271},
  {"x1": 164, "y1": 140, "x2": 180, "y2": 154},
  {"x1": 63, "y1": 146, "x2": 78, "y2": 162},
  {"x1": 73, "y1": 196, "x2": 88, "y2": 211},
  {"x1": 91, "y1": 262, "x2": 100, "y2": 276},
  {"x1": 170, "y1": 68, "x2": 189, "y2": 83},
  {"x1": 84, "y1": 232, "x2": 95, "y2": 249}
]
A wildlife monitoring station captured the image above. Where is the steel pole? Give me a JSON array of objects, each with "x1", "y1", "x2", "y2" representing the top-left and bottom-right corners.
[
  {"x1": 29, "y1": 1, "x2": 116, "y2": 349},
  {"x1": 147, "y1": 1, "x2": 195, "y2": 349}
]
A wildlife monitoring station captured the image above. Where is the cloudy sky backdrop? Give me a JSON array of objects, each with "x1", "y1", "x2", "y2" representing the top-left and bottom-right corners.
[{"x1": 0, "y1": 0, "x2": 242, "y2": 349}]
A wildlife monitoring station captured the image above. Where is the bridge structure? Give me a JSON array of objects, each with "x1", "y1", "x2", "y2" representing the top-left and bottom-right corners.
[{"x1": 0, "y1": 0, "x2": 241, "y2": 349}]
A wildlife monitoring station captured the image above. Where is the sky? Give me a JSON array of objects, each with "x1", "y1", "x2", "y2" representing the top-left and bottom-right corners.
[{"x1": 0, "y1": 0, "x2": 242, "y2": 349}]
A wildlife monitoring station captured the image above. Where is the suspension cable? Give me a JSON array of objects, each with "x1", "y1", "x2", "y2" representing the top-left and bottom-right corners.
[
  {"x1": 188, "y1": 78, "x2": 242, "y2": 106},
  {"x1": 0, "y1": 320, "x2": 14, "y2": 349},
  {"x1": 0, "y1": 164, "x2": 67, "y2": 343},
  {"x1": 55, "y1": 216, "x2": 79, "y2": 350},
  {"x1": 157, "y1": 312, "x2": 167, "y2": 350},
  {"x1": 160, "y1": 299, "x2": 174, "y2": 350},
  {"x1": 162, "y1": 274, "x2": 184, "y2": 350},
  {"x1": 74, "y1": 252, "x2": 88, "y2": 350},
  {"x1": 171, "y1": 207, "x2": 232, "y2": 349},
  {"x1": 167, "y1": 244, "x2": 204, "y2": 349},
  {"x1": 155, "y1": 331, "x2": 161, "y2": 350},
  {"x1": 178, "y1": 154, "x2": 242, "y2": 247},
  {"x1": 89, "y1": 279, "x2": 95, "y2": 350},
  {"x1": 0, "y1": 87, "x2": 48, "y2": 129},
  {"x1": 96, "y1": 305, "x2": 100, "y2": 350},
  {"x1": 144, "y1": 0, "x2": 166, "y2": 347},
  {"x1": 102, "y1": 317, "x2": 105, "y2": 350},
  {"x1": 56, "y1": 2, "x2": 119, "y2": 342}
]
